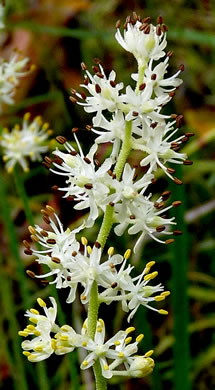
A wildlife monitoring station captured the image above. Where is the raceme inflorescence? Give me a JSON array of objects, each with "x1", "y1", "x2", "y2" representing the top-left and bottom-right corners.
[{"x1": 19, "y1": 13, "x2": 193, "y2": 389}]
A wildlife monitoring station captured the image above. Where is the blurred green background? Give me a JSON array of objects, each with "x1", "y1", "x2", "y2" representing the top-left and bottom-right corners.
[{"x1": 0, "y1": 0, "x2": 215, "y2": 389}]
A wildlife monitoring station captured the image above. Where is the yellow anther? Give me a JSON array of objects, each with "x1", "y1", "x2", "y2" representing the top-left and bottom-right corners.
[
  {"x1": 34, "y1": 346, "x2": 43, "y2": 352},
  {"x1": 30, "y1": 308, "x2": 39, "y2": 315},
  {"x1": 34, "y1": 330, "x2": 41, "y2": 336},
  {"x1": 83, "y1": 320, "x2": 87, "y2": 329},
  {"x1": 35, "y1": 116, "x2": 42, "y2": 126},
  {"x1": 159, "y1": 309, "x2": 168, "y2": 315},
  {"x1": 60, "y1": 335, "x2": 69, "y2": 341},
  {"x1": 24, "y1": 328, "x2": 30, "y2": 333},
  {"x1": 146, "y1": 261, "x2": 155, "y2": 268},
  {"x1": 103, "y1": 364, "x2": 109, "y2": 371},
  {"x1": 81, "y1": 236, "x2": 88, "y2": 246},
  {"x1": 118, "y1": 352, "x2": 124, "y2": 358},
  {"x1": 42, "y1": 122, "x2": 50, "y2": 131},
  {"x1": 82, "y1": 341, "x2": 87, "y2": 347},
  {"x1": 98, "y1": 319, "x2": 104, "y2": 327},
  {"x1": 18, "y1": 331, "x2": 28, "y2": 337},
  {"x1": 23, "y1": 351, "x2": 31, "y2": 357},
  {"x1": 144, "y1": 271, "x2": 158, "y2": 281},
  {"x1": 37, "y1": 298, "x2": 46, "y2": 307},
  {"x1": 161, "y1": 291, "x2": 171, "y2": 297},
  {"x1": 14, "y1": 124, "x2": 21, "y2": 131},
  {"x1": 82, "y1": 360, "x2": 88, "y2": 367},
  {"x1": 145, "y1": 349, "x2": 154, "y2": 357},
  {"x1": 126, "y1": 326, "x2": 135, "y2": 334},
  {"x1": 114, "y1": 340, "x2": 121, "y2": 346},
  {"x1": 87, "y1": 245, "x2": 92, "y2": 254},
  {"x1": 97, "y1": 327, "x2": 102, "y2": 333},
  {"x1": 3, "y1": 155, "x2": 8, "y2": 161},
  {"x1": 27, "y1": 325, "x2": 35, "y2": 331},
  {"x1": 81, "y1": 295, "x2": 87, "y2": 301},
  {"x1": 24, "y1": 112, "x2": 31, "y2": 121},
  {"x1": 144, "y1": 267, "x2": 151, "y2": 275},
  {"x1": 61, "y1": 325, "x2": 70, "y2": 332},
  {"x1": 51, "y1": 339, "x2": 57, "y2": 350},
  {"x1": 125, "y1": 337, "x2": 132, "y2": 345},
  {"x1": 108, "y1": 247, "x2": 114, "y2": 256},
  {"x1": 30, "y1": 64, "x2": 36, "y2": 72},
  {"x1": 136, "y1": 334, "x2": 144, "y2": 343},
  {"x1": 124, "y1": 249, "x2": 131, "y2": 259},
  {"x1": 46, "y1": 205, "x2": 55, "y2": 213},
  {"x1": 28, "y1": 225, "x2": 36, "y2": 235},
  {"x1": 29, "y1": 317, "x2": 38, "y2": 324},
  {"x1": 155, "y1": 296, "x2": 165, "y2": 302}
]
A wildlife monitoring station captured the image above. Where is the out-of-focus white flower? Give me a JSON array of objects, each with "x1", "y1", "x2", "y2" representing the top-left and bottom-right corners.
[
  {"x1": 76, "y1": 64, "x2": 124, "y2": 126},
  {"x1": 115, "y1": 18, "x2": 167, "y2": 68},
  {"x1": 133, "y1": 120, "x2": 187, "y2": 179},
  {"x1": 19, "y1": 297, "x2": 59, "y2": 362},
  {"x1": 26, "y1": 205, "x2": 82, "y2": 294},
  {"x1": 0, "y1": 54, "x2": 34, "y2": 111},
  {"x1": 0, "y1": 113, "x2": 51, "y2": 172},
  {"x1": 51, "y1": 136, "x2": 113, "y2": 227}
]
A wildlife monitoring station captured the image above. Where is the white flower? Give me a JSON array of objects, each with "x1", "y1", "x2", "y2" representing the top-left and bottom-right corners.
[
  {"x1": 115, "y1": 19, "x2": 167, "y2": 67},
  {"x1": 100, "y1": 254, "x2": 170, "y2": 321},
  {"x1": 80, "y1": 319, "x2": 153, "y2": 379},
  {"x1": 26, "y1": 205, "x2": 82, "y2": 292},
  {"x1": 128, "y1": 355, "x2": 155, "y2": 377},
  {"x1": 106, "y1": 163, "x2": 153, "y2": 206},
  {"x1": 55, "y1": 325, "x2": 82, "y2": 355},
  {"x1": 19, "y1": 297, "x2": 59, "y2": 362},
  {"x1": 132, "y1": 57, "x2": 182, "y2": 98},
  {"x1": 0, "y1": 54, "x2": 34, "y2": 111},
  {"x1": 133, "y1": 120, "x2": 187, "y2": 179},
  {"x1": 77, "y1": 64, "x2": 124, "y2": 126},
  {"x1": 65, "y1": 242, "x2": 123, "y2": 304},
  {"x1": 0, "y1": 113, "x2": 50, "y2": 172},
  {"x1": 114, "y1": 193, "x2": 176, "y2": 249},
  {"x1": 51, "y1": 136, "x2": 113, "y2": 227},
  {"x1": 121, "y1": 84, "x2": 170, "y2": 123}
]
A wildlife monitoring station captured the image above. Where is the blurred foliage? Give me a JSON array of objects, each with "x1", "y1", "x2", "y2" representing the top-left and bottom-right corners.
[{"x1": 0, "y1": 0, "x2": 215, "y2": 389}]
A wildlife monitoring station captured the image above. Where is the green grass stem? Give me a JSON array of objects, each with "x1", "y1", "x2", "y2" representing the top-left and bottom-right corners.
[
  {"x1": 170, "y1": 165, "x2": 190, "y2": 390},
  {"x1": 0, "y1": 253, "x2": 29, "y2": 390}
]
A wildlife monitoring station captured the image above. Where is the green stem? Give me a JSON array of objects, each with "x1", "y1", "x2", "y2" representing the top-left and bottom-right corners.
[
  {"x1": 87, "y1": 120, "x2": 132, "y2": 389},
  {"x1": 97, "y1": 120, "x2": 132, "y2": 249},
  {"x1": 88, "y1": 281, "x2": 100, "y2": 339},
  {"x1": 93, "y1": 360, "x2": 107, "y2": 390}
]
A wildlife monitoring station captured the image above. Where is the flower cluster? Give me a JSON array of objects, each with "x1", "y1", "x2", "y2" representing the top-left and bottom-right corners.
[
  {"x1": 19, "y1": 13, "x2": 191, "y2": 385},
  {"x1": 19, "y1": 297, "x2": 154, "y2": 379},
  {"x1": 0, "y1": 53, "x2": 34, "y2": 111},
  {"x1": 24, "y1": 206, "x2": 169, "y2": 320},
  {"x1": 0, "y1": 113, "x2": 51, "y2": 172}
]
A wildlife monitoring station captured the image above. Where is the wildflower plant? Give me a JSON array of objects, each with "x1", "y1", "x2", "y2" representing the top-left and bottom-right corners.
[{"x1": 18, "y1": 13, "x2": 193, "y2": 390}]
